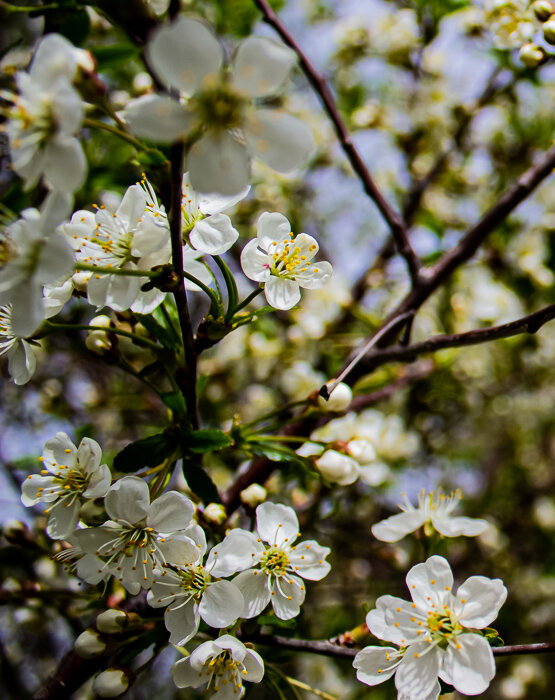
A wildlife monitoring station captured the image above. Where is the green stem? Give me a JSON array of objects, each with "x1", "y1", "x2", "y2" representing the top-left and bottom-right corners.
[
  {"x1": 42, "y1": 321, "x2": 161, "y2": 352},
  {"x1": 248, "y1": 434, "x2": 308, "y2": 444},
  {"x1": 213, "y1": 256, "x2": 239, "y2": 322},
  {"x1": 232, "y1": 286, "x2": 263, "y2": 315},
  {"x1": 75, "y1": 262, "x2": 160, "y2": 278},
  {"x1": 182, "y1": 269, "x2": 220, "y2": 315},
  {"x1": 240, "y1": 399, "x2": 307, "y2": 429},
  {"x1": 83, "y1": 117, "x2": 151, "y2": 152},
  {"x1": 0, "y1": 1, "x2": 58, "y2": 11}
]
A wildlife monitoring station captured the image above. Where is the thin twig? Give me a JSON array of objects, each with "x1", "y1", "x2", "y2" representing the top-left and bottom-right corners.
[
  {"x1": 348, "y1": 302, "x2": 555, "y2": 381},
  {"x1": 247, "y1": 633, "x2": 555, "y2": 661},
  {"x1": 251, "y1": 0, "x2": 421, "y2": 287}
]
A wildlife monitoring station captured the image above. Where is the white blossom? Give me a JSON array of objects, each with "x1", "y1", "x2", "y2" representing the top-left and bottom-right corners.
[
  {"x1": 353, "y1": 555, "x2": 507, "y2": 698},
  {"x1": 212, "y1": 502, "x2": 331, "y2": 620},
  {"x1": 122, "y1": 17, "x2": 313, "y2": 195},
  {"x1": 0, "y1": 193, "x2": 74, "y2": 337},
  {"x1": 484, "y1": 0, "x2": 535, "y2": 49},
  {"x1": 315, "y1": 449, "x2": 361, "y2": 486},
  {"x1": 74, "y1": 476, "x2": 198, "y2": 594},
  {"x1": 1, "y1": 34, "x2": 87, "y2": 192},
  {"x1": 93, "y1": 669, "x2": 129, "y2": 698},
  {"x1": 147, "y1": 528, "x2": 244, "y2": 645},
  {"x1": 62, "y1": 184, "x2": 170, "y2": 313},
  {"x1": 21, "y1": 433, "x2": 111, "y2": 540},
  {"x1": 371, "y1": 489, "x2": 490, "y2": 543},
  {"x1": 171, "y1": 634, "x2": 264, "y2": 698},
  {"x1": 241, "y1": 212, "x2": 332, "y2": 310}
]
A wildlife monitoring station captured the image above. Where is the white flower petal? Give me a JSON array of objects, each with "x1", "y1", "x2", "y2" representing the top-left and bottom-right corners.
[
  {"x1": 271, "y1": 574, "x2": 305, "y2": 619},
  {"x1": 10, "y1": 283, "x2": 45, "y2": 338},
  {"x1": 44, "y1": 138, "x2": 86, "y2": 193},
  {"x1": 432, "y1": 515, "x2": 490, "y2": 537},
  {"x1": 256, "y1": 502, "x2": 299, "y2": 546},
  {"x1": 122, "y1": 95, "x2": 192, "y2": 143},
  {"x1": 296, "y1": 260, "x2": 333, "y2": 290},
  {"x1": 372, "y1": 511, "x2": 428, "y2": 543},
  {"x1": 256, "y1": 211, "x2": 291, "y2": 251},
  {"x1": 240, "y1": 239, "x2": 270, "y2": 282},
  {"x1": 147, "y1": 491, "x2": 194, "y2": 532},
  {"x1": 232, "y1": 36, "x2": 296, "y2": 98},
  {"x1": 233, "y1": 569, "x2": 271, "y2": 619},
  {"x1": 395, "y1": 643, "x2": 440, "y2": 699},
  {"x1": 46, "y1": 499, "x2": 81, "y2": 540},
  {"x1": 315, "y1": 450, "x2": 360, "y2": 486},
  {"x1": 189, "y1": 213, "x2": 239, "y2": 255},
  {"x1": 456, "y1": 576, "x2": 507, "y2": 628},
  {"x1": 244, "y1": 108, "x2": 314, "y2": 172},
  {"x1": 171, "y1": 657, "x2": 205, "y2": 689},
  {"x1": 206, "y1": 529, "x2": 263, "y2": 577},
  {"x1": 406, "y1": 555, "x2": 453, "y2": 610},
  {"x1": 444, "y1": 633, "x2": 495, "y2": 695},
  {"x1": 87, "y1": 272, "x2": 141, "y2": 312},
  {"x1": 197, "y1": 184, "x2": 250, "y2": 215},
  {"x1": 353, "y1": 646, "x2": 400, "y2": 686},
  {"x1": 187, "y1": 132, "x2": 250, "y2": 196},
  {"x1": 35, "y1": 233, "x2": 75, "y2": 286},
  {"x1": 21, "y1": 475, "x2": 56, "y2": 506},
  {"x1": 200, "y1": 580, "x2": 244, "y2": 628},
  {"x1": 242, "y1": 648, "x2": 265, "y2": 682},
  {"x1": 7, "y1": 340, "x2": 37, "y2": 385},
  {"x1": 158, "y1": 535, "x2": 200, "y2": 566},
  {"x1": 289, "y1": 540, "x2": 331, "y2": 580},
  {"x1": 84, "y1": 464, "x2": 111, "y2": 499},
  {"x1": 105, "y1": 476, "x2": 150, "y2": 524},
  {"x1": 165, "y1": 599, "x2": 200, "y2": 645},
  {"x1": 264, "y1": 276, "x2": 300, "y2": 310},
  {"x1": 147, "y1": 17, "x2": 223, "y2": 96}
]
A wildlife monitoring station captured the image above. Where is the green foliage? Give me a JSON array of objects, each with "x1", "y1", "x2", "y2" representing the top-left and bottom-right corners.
[{"x1": 113, "y1": 432, "x2": 178, "y2": 473}]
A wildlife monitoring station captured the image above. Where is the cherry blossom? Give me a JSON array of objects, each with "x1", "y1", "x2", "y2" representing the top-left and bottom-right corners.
[
  {"x1": 371, "y1": 489, "x2": 490, "y2": 543},
  {"x1": 171, "y1": 634, "x2": 264, "y2": 698},
  {"x1": 21, "y1": 433, "x2": 111, "y2": 540},
  {"x1": 353, "y1": 555, "x2": 507, "y2": 698},
  {"x1": 122, "y1": 17, "x2": 313, "y2": 195},
  {"x1": 240, "y1": 212, "x2": 332, "y2": 310}
]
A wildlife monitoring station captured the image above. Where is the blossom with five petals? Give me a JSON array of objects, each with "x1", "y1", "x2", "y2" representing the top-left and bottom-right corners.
[
  {"x1": 122, "y1": 17, "x2": 313, "y2": 195},
  {"x1": 371, "y1": 489, "x2": 490, "y2": 543},
  {"x1": 74, "y1": 476, "x2": 198, "y2": 594},
  {"x1": 171, "y1": 634, "x2": 264, "y2": 698},
  {"x1": 147, "y1": 528, "x2": 244, "y2": 645},
  {"x1": 353, "y1": 555, "x2": 507, "y2": 698},
  {"x1": 212, "y1": 501, "x2": 331, "y2": 620},
  {"x1": 240, "y1": 212, "x2": 332, "y2": 310},
  {"x1": 21, "y1": 432, "x2": 111, "y2": 540}
]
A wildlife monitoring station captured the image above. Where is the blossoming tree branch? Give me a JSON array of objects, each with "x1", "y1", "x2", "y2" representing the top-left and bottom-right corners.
[{"x1": 1, "y1": 0, "x2": 555, "y2": 698}]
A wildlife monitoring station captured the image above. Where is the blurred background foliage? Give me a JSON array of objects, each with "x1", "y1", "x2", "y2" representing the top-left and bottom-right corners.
[{"x1": 1, "y1": 0, "x2": 555, "y2": 698}]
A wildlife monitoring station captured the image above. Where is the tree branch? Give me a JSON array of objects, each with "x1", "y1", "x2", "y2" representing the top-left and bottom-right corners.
[
  {"x1": 251, "y1": 0, "x2": 421, "y2": 287},
  {"x1": 348, "y1": 303, "x2": 555, "y2": 380},
  {"x1": 168, "y1": 143, "x2": 199, "y2": 429},
  {"x1": 247, "y1": 633, "x2": 555, "y2": 661}
]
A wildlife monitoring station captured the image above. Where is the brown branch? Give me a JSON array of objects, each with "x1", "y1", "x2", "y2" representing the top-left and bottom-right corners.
[
  {"x1": 247, "y1": 633, "x2": 555, "y2": 660},
  {"x1": 348, "y1": 303, "x2": 555, "y2": 380},
  {"x1": 168, "y1": 143, "x2": 199, "y2": 429},
  {"x1": 251, "y1": 0, "x2": 421, "y2": 287}
]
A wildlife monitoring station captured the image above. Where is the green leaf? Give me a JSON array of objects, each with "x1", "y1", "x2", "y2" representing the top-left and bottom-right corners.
[
  {"x1": 91, "y1": 43, "x2": 140, "y2": 69},
  {"x1": 186, "y1": 429, "x2": 233, "y2": 453},
  {"x1": 247, "y1": 442, "x2": 303, "y2": 465},
  {"x1": 181, "y1": 458, "x2": 221, "y2": 503},
  {"x1": 256, "y1": 614, "x2": 297, "y2": 630},
  {"x1": 134, "y1": 312, "x2": 180, "y2": 351},
  {"x1": 113, "y1": 432, "x2": 178, "y2": 473},
  {"x1": 161, "y1": 392, "x2": 187, "y2": 416}
]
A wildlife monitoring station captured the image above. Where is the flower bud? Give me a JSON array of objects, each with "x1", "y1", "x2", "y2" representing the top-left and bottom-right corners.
[
  {"x1": 96, "y1": 609, "x2": 128, "y2": 634},
  {"x1": 519, "y1": 42, "x2": 545, "y2": 66},
  {"x1": 543, "y1": 18, "x2": 555, "y2": 43},
  {"x1": 240, "y1": 483, "x2": 267, "y2": 508},
  {"x1": 315, "y1": 450, "x2": 360, "y2": 486},
  {"x1": 74, "y1": 629, "x2": 107, "y2": 658},
  {"x1": 317, "y1": 382, "x2": 353, "y2": 412},
  {"x1": 203, "y1": 503, "x2": 227, "y2": 525},
  {"x1": 532, "y1": 0, "x2": 555, "y2": 21},
  {"x1": 347, "y1": 438, "x2": 376, "y2": 463},
  {"x1": 93, "y1": 668, "x2": 131, "y2": 697},
  {"x1": 86, "y1": 315, "x2": 112, "y2": 354}
]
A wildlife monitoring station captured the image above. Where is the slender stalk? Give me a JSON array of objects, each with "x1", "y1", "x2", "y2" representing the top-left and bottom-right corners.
[
  {"x1": 233, "y1": 286, "x2": 263, "y2": 314},
  {"x1": 182, "y1": 269, "x2": 220, "y2": 313},
  {"x1": 74, "y1": 263, "x2": 160, "y2": 278},
  {"x1": 168, "y1": 143, "x2": 199, "y2": 429},
  {"x1": 213, "y1": 256, "x2": 239, "y2": 322},
  {"x1": 82, "y1": 117, "x2": 152, "y2": 152}
]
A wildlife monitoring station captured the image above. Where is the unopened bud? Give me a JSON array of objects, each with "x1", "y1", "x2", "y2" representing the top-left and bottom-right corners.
[
  {"x1": 203, "y1": 503, "x2": 227, "y2": 525},
  {"x1": 315, "y1": 450, "x2": 360, "y2": 486},
  {"x1": 543, "y1": 18, "x2": 555, "y2": 43},
  {"x1": 532, "y1": 0, "x2": 555, "y2": 21},
  {"x1": 93, "y1": 668, "x2": 131, "y2": 697},
  {"x1": 96, "y1": 609, "x2": 128, "y2": 634},
  {"x1": 240, "y1": 483, "x2": 267, "y2": 508},
  {"x1": 86, "y1": 315, "x2": 113, "y2": 354},
  {"x1": 347, "y1": 439, "x2": 376, "y2": 463},
  {"x1": 519, "y1": 42, "x2": 545, "y2": 67},
  {"x1": 74, "y1": 629, "x2": 107, "y2": 658},
  {"x1": 318, "y1": 382, "x2": 353, "y2": 412}
]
